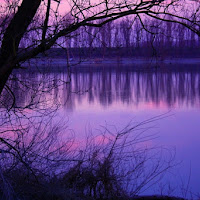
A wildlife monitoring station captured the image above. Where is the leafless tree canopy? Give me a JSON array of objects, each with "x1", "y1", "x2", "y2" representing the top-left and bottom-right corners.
[
  {"x1": 0, "y1": 1, "x2": 197, "y2": 199},
  {"x1": 0, "y1": 0, "x2": 200, "y2": 93}
]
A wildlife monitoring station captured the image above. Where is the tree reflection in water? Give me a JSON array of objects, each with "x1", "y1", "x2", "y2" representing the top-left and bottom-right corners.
[
  {"x1": 0, "y1": 66, "x2": 199, "y2": 199},
  {"x1": 3, "y1": 67, "x2": 200, "y2": 110}
]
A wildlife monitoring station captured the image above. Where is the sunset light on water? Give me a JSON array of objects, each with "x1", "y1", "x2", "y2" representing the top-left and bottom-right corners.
[{"x1": 1, "y1": 0, "x2": 200, "y2": 199}]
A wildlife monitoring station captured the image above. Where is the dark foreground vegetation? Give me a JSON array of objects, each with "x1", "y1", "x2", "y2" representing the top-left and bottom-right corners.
[
  {"x1": 0, "y1": 67, "x2": 196, "y2": 200},
  {"x1": 0, "y1": 101, "x2": 182, "y2": 200},
  {"x1": 1, "y1": 1, "x2": 200, "y2": 199}
]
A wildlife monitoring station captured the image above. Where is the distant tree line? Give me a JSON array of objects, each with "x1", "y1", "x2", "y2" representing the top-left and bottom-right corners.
[
  {"x1": 1, "y1": 0, "x2": 200, "y2": 93},
  {"x1": 13, "y1": 16, "x2": 200, "y2": 58},
  {"x1": 68, "y1": 18, "x2": 198, "y2": 48},
  {"x1": 65, "y1": 17, "x2": 200, "y2": 58}
]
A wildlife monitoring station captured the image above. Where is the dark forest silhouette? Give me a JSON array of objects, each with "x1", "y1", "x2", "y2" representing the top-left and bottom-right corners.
[
  {"x1": 20, "y1": 18, "x2": 200, "y2": 59},
  {"x1": 1, "y1": 0, "x2": 200, "y2": 94}
]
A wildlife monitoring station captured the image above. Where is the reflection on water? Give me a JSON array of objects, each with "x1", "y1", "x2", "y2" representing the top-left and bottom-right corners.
[
  {"x1": 1, "y1": 66, "x2": 200, "y2": 197},
  {"x1": 67, "y1": 69, "x2": 200, "y2": 109},
  {"x1": 5, "y1": 67, "x2": 200, "y2": 110}
]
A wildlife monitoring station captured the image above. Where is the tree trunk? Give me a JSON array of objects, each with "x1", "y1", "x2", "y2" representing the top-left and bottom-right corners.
[
  {"x1": 0, "y1": 61, "x2": 14, "y2": 95},
  {"x1": 0, "y1": 0, "x2": 42, "y2": 94}
]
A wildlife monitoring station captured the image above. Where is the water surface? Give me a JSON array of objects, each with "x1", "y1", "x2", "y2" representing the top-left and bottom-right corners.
[{"x1": 5, "y1": 65, "x2": 200, "y2": 198}]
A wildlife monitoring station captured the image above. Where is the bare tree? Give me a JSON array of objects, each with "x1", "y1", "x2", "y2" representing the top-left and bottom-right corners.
[
  {"x1": 0, "y1": 111, "x2": 177, "y2": 199},
  {"x1": 120, "y1": 17, "x2": 133, "y2": 49},
  {"x1": 1, "y1": 0, "x2": 200, "y2": 94}
]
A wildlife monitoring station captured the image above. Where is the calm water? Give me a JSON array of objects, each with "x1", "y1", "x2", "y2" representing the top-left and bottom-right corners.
[{"x1": 5, "y1": 66, "x2": 200, "y2": 198}]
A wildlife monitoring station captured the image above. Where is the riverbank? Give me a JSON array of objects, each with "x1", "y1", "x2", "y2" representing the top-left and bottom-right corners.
[
  {"x1": 133, "y1": 196, "x2": 185, "y2": 200},
  {"x1": 23, "y1": 57, "x2": 200, "y2": 66},
  {"x1": 20, "y1": 57, "x2": 200, "y2": 73}
]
